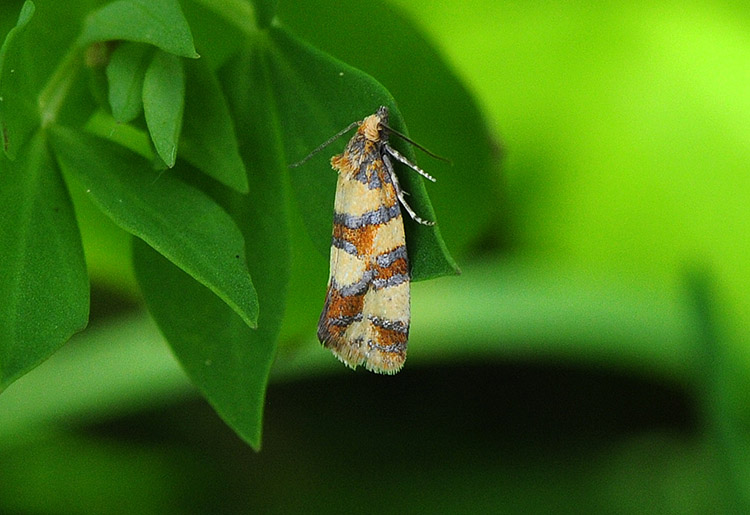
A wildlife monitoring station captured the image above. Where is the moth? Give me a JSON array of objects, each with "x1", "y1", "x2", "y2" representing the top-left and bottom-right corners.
[{"x1": 292, "y1": 106, "x2": 437, "y2": 374}]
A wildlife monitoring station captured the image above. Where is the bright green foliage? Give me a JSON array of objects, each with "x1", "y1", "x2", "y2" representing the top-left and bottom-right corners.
[
  {"x1": 50, "y1": 127, "x2": 259, "y2": 330},
  {"x1": 78, "y1": 0, "x2": 198, "y2": 58},
  {"x1": 0, "y1": 0, "x2": 467, "y2": 446},
  {"x1": 132, "y1": 47, "x2": 290, "y2": 443},
  {"x1": 0, "y1": 132, "x2": 88, "y2": 390},
  {"x1": 2, "y1": 0, "x2": 750, "y2": 511}
]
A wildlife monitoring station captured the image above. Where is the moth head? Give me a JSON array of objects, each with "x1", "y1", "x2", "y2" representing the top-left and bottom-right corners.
[{"x1": 361, "y1": 113, "x2": 382, "y2": 142}]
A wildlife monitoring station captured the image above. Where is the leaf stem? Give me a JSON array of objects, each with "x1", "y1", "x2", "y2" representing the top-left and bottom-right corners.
[{"x1": 38, "y1": 45, "x2": 83, "y2": 128}]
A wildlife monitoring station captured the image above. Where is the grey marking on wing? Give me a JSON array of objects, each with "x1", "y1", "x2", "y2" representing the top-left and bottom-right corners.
[
  {"x1": 331, "y1": 270, "x2": 375, "y2": 297},
  {"x1": 368, "y1": 315, "x2": 409, "y2": 334},
  {"x1": 327, "y1": 312, "x2": 364, "y2": 327},
  {"x1": 375, "y1": 246, "x2": 408, "y2": 267},
  {"x1": 372, "y1": 273, "x2": 409, "y2": 290},
  {"x1": 332, "y1": 237, "x2": 358, "y2": 256},
  {"x1": 334, "y1": 203, "x2": 401, "y2": 229}
]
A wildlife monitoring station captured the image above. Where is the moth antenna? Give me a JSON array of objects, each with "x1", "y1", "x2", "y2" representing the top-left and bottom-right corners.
[
  {"x1": 380, "y1": 123, "x2": 451, "y2": 164},
  {"x1": 289, "y1": 120, "x2": 360, "y2": 168}
]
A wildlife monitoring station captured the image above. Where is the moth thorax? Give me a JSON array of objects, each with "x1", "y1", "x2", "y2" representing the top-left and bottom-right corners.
[{"x1": 361, "y1": 114, "x2": 381, "y2": 142}]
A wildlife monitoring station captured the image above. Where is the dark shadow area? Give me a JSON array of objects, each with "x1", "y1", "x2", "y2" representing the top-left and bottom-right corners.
[{"x1": 81, "y1": 361, "x2": 697, "y2": 511}]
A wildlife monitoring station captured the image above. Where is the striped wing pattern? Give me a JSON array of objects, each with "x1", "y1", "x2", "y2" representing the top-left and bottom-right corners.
[{"x1": 317, "y1": 108, "x2": 411, "y2": 374}]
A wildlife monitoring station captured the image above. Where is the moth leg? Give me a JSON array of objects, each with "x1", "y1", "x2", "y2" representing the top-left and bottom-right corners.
[
  {"x1": 383, "y1": 153, "x2": 435, "y2": 226},
  {"x1": 384, "y1": 144, "x2": 437, "y2": 182}
]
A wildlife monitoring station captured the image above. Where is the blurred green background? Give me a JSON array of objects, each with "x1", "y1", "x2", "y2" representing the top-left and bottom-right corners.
[{"x1": 2, "y1": 0, "x2": 750, "y2": 512}]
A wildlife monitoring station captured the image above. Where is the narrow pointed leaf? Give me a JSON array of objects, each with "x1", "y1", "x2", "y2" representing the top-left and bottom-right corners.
[
  {"x1": 135, "y1": 45, "x2": 290, "y2": 447},
  {"x1": 180, "y1": 59, "x2": 248, "y2": 193},
  {"x1": 106, "y1": 42, "x2": 151, "y2": 123},
  {"x1": 143, "y1": 49, "x2": 184, "y2": 167},
  {"x1": 79, "y1": 0, "x2": 198, "y2": 58},
  {"x1": 50, "y1": 126, "x2": 258, "y2": 329},
  {"x1": 0, "y1": 131, "x2": 89, "y2": 390}
]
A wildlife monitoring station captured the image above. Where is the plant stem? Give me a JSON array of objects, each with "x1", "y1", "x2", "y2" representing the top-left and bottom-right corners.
[{"x1": 38, "y1": 45, "x2": 83, "y2": 128}]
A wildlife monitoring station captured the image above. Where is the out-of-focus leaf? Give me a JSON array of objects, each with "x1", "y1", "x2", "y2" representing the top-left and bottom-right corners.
[
  {"x1": 143, "y1": 49, "x2": 184, "y2": 167},
  {"x1": 50, "y1": 127, "x2": 258, "y2": 329},
  {"x1": 250, "y1": 0, "x2": 278, "y2": 28},
  {"x1": 79, "y1": 0, "x2": 198, "y2": 58},
  {"x1": 383, "y1": 0, "x2": 750, "y2": 389},
  {"x1": 687, "y1": 268, "x2": 750, "y2": 511},
  {"x1": 0, "y1": 311, "x2": 190, "y2": 445},
  {"x1": 0, "y1": 131, "x2": 88, "y2": 390},
  {"x1": 408, "y1": 257, "x2": 700, "y2": 381}
]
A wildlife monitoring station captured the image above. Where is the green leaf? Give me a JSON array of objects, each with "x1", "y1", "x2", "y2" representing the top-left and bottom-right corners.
[
  {"x1": 84, "y1": 109, "x2": 154, "y2": 161},
  {"x1": 134, "y1": 43, "x2": 290, "y2": 447},
  {"x1": 79, "y1": 0, "x2": 199, "y2": 58},
  {"x1": 142, "y1": 49, "x2": 184, "y2": 167},
  {"x1": 277, "y1": 0, "x2": 499, "y2": 265},
  {"x1": 180, "y1": 58, "x2": 248, "y2": 193},
  {"x1": 49, "y1": 126, "x2": 258, "y2": 329},
  {"x1": 266, "y1": 26, "x2": 458, "y2": 281},
  {"x1": 1, "y1": 2, "x2": 96, "y2": 158},
  {"x1": 183, "y1": 0, "x2": 254, "y2": 63},
  {"x1": 0, "y1": 1, "x2": 39, "y2": 159},
  {"x1": 0, "y1": 131, "x2": 89, "y2": 390},
  {"x1": 106, "y1": 42, "x2": 151, "y2": 123}
]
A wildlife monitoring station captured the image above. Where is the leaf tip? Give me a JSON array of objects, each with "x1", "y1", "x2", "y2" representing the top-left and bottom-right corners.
[
  {"x1": 237, "y1": 182, "x2": 250, "y2": 195},
  {"x1": 156, "y1": 145, "x2": 177, "y2": 168},
  {"x1": 243, "y1": 314, "x2": 259, "y2": 330},
  {"x1": 18, "y1": 0, "x2": 36, "y2": 24}
]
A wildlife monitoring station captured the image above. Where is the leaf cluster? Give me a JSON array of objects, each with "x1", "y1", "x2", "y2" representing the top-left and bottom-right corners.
[{"x1": 0, "y1": 0, "x2": 496, "y2": 446}]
